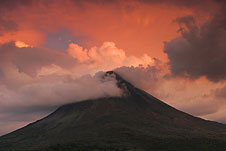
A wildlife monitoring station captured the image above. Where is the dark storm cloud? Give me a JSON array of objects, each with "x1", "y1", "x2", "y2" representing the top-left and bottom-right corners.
[
  {"x1": 164, "y1": 5, "x2": 226, "y2": 82},
  {"x1": 174, "y1": 15, "x2": 195, "y2": 25},
  {"x1": 0, "y1": 42, "x2": 76, "y2": 77}
]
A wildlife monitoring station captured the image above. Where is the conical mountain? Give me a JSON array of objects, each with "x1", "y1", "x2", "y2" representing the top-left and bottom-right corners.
[{"x1": 1, "y1": 71, "x2": 226, "y2": 151}]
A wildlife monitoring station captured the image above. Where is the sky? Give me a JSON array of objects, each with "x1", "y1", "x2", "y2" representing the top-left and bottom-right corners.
[{"x1": 0, "y1": 0, "x2": 226, "y2": 135}]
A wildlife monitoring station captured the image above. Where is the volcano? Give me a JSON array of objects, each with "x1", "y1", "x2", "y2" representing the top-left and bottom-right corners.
[{"x1": 1, "y1": 71, "x2": 226, "y2": 151}]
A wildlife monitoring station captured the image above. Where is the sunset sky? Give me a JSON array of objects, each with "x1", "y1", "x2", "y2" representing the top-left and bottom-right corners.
[{"x1": 0, "y1": 0, "x2": 226, "y2": 135}]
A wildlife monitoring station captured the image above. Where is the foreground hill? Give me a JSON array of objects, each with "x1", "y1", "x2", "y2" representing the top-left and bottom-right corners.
[{"x1": 1, "y1": 71, "x2": 226, "y2": 151}]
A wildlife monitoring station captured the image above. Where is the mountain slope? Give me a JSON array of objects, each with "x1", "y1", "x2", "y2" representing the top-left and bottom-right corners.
[{"x1": 1, "y1": 71, "x2": 226, "y2": 151}]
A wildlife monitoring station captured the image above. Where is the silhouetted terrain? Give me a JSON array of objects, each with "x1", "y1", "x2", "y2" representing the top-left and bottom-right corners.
[{"x1": 1, "y1": 71, "x2": 226, "y2": 151}]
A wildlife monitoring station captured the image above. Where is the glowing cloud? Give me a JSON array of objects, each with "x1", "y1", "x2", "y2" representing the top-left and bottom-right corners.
[
  {"x1": 15, "y1": 41, "x2": 32, "y2": 48},
  {"x1": 68, "y1": 41, "x2": 153, "y2": 73}
]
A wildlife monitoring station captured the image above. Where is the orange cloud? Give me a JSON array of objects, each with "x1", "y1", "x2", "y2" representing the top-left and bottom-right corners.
[
  {"x1": 0, "y1": 29, "x2": 46, "y2": 46},
  {"x1": 67, "y1": 41, "x2": 153, "y2": 73},
  {"x1": 1, "y1": 0, "x2": 219, "y2": 61},
  {"x1": 15, "y1": 41, "x2": 32, "y2": 48}
]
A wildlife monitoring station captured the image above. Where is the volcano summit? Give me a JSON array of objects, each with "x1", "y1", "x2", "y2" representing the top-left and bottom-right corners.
[{"x1": 1, "y1": 71, "x2": 226, "y2": 151}]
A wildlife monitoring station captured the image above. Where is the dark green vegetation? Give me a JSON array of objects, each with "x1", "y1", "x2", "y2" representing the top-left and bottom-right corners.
[{"x1": 1, "y1": 71, "x2": 226, "y2": 151}]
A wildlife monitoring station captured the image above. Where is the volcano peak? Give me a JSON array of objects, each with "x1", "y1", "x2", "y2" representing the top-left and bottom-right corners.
[
  {"x1": 1, "y1": 72, "x2": 226, "y2": 151},
  {"x1": 104, "y1": 71, "x2": 134, "y2": 93}
]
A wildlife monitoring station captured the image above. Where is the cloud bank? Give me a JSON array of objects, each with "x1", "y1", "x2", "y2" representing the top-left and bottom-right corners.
[
  {"x1": 115, "y1": 65, "x2": 226, "y2": 121},
  {"x1": 0, "y1": 41, "x2": 154, "y2": 135}
]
